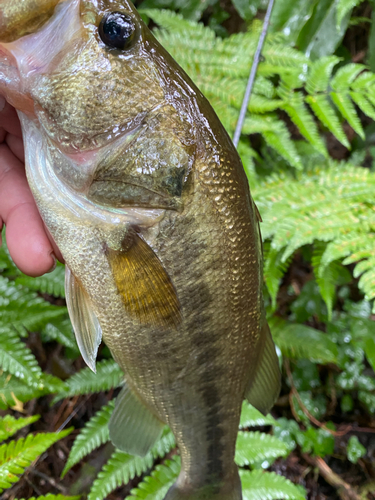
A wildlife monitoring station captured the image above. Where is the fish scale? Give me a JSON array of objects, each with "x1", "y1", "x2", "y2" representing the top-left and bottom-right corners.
[{"x1": 0, "y1": 0, "x2": 281, "y2": 498}]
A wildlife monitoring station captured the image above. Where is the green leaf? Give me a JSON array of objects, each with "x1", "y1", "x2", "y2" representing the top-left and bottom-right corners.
[
  {"x1": 15, "y1": 263, "x2": 66, "y2": 298},
  {"x1": 306, "y1": 56, "x2": 341, "y2": 94},
  {"x1": 337, "y1": 0, "x2": 364, "y2": 26},
  {"x1": 235, "y1": 432, "x2": 289, "y2": 466},
  {"x1": 0, "y1": 430, "x2": 72, "y2": 492},
  {"x1": 42, "y1": 318, "x2": 79, "y2": 353},
  {"x1": 306, "y1": 94, "x2": 350, "y2": 148},
  {"x1": 88, "y1": 429, "x2": 175, "y2": 500},
  {"x1": 0, "y1": 328, "x2": 43, "y2": 387},
  {"x1": 364, "y1": 337, "x2": 375, "y2": 372},
  {"x1": 240, "y1": 402, "x2": 276, "y2": 429},
  {"x1": 232, "y1": 0, "x2": 259, "y2": 21},
  {"x1": 347, "y1": 436, "x2": 366, "y2": 464},
  {"x1": 0, "y1": 415, "x2": 39, "y2": 442},
  {"x1": 62, "y1": 401, "x2": 115, "y2": 477},
  {"x1": 0, "y1": 277, "x2": 66, "y2": 335},
  {"x1": 241, "y1": 469, "x2": 306, "y2": 500},
  {"x1": 264, "y1": 247, "x2": 293, "y2": 310},
  {"x1": 128, "y1": 456, "x2": 180, "y2": 500},
  {"x1": 270, "y1": 319, "x2": 338, "y2": 364},
  {"x1": 330, "y1": 91, "x2": 365, "y2": 139},
  {"x1": 54, "y1": 360, "x2": 123, "y2": 402},
  {"x1": 350, "y1": 91, "x2": 375, "y2": 121}
]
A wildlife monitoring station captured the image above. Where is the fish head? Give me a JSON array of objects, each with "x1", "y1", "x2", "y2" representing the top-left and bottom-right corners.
[
  {"x1": 1, "y1": 0, "x2": 167, "y2": 153},
  {"x1": 0, "y1": 0, "x2": 196, "y2": 211}
]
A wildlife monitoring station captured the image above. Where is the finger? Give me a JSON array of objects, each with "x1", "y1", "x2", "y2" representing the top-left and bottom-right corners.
[
  {"x1": 6, "y1": 134, "x2": 24, "y2": 162},
  {"x1": 0, "y1": 100, "x2": 22, "y2": 137},
  {"x1": 0, "y1": 144, "x2": 55, "y2": 276}
]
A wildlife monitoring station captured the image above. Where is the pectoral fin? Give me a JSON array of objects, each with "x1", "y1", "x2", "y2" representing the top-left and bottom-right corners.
[
  {"x1": 109, "y1": 383, "x2": 164, "y2": 456},
  {"x1": 65, "y1": 266, "x2": 102, "y2": 373},
  {"x1": 106, "y1": 230, "x2": 181, "y2": 328},
  {"x1": 245, "y1": 321, "x2": 281, "y2": 415}
]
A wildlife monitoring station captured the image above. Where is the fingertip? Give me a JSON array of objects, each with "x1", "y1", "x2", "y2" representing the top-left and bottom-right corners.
[{"x1": 6, "y1": 208, "x2": 57, "y2": 277}]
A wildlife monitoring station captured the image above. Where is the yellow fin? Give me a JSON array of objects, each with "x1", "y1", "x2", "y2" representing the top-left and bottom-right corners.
[
  {"x1": 65, "y1": 266, "x2": 102, "y2": 373},
  {"x1": 245, "y1": 321, "x2": 281, "y2": 415},
  {"x1": 109, "y1": 383, "x2": 164, "y2": 457},
  {"x1": 106, "y1": 230, "x2": 181, "y2": 328}
]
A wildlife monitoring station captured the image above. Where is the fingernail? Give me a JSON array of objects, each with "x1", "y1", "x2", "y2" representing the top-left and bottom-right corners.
[
  {"x1": 47, "y1": 252, "x2": 57, "y2": 273},
  {"x1": 0, "y1": 96, "x2": 6, "y2": 112}
]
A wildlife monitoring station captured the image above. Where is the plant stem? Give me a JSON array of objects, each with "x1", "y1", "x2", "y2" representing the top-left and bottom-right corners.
[{"x1": 233, "y1": 0, "x2": 275, "y2": 148}]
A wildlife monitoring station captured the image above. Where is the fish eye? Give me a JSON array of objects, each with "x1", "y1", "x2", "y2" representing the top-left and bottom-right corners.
[{"x1": 99, "y1": 12, "x2": 136, "y2": 50}]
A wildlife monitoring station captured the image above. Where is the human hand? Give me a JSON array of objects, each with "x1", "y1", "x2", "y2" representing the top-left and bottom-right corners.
[{"x1": 0, "y1": 96, "x2": 63, "y2": 276}]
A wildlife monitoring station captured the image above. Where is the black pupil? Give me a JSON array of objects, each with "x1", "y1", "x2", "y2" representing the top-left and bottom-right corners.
[{"x1": 99, "y1": 12, "x2": 135, "y2": 49}]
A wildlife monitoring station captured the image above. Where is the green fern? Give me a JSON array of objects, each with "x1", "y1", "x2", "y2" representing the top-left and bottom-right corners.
[
  {"x1": 0, "y1": 415, "x2": 39, "y2": 442},
  {"x1": 62, "y1": 400, "x2": 115, "y2": 476},
  {"x1": 235, "y1": 432, "x2": 289, "y2": 466},
  {"x1": 42, "y1": 317, "x2": 79, "y2": 353},
  {"x1": 0, "y1": 429, "x2": 72, "y2": 492},
  {"x1": 54, "y1": 360, "x2": 123, "y2": 402},
  {"x1": 15, "y1": 263, "x2": 66, "y2": 298},
  {"x1": 240, "y1": 402, "x2": 276, "y2": 429},
  {"x1": 337, "y1": 0, "x2": 365, "y2": 26},
  {"x1": 0, "y1": 276, "x2": 66, "y2": 335},
  {"x1": 0, "y1": 327, "x2": 43, "y2": 387},
  {"x1": 270, "y1": 318, "x2": 338, "y2": 364},
  {"x1": 240, "y1": 469, "x2": 306, "y2": 500},
  {"x1": 129, "y1": 456, "x2": 179, "y2": 500},
  {"x1": 88, "y1": 429, "x2": 175, "y2": 500}
]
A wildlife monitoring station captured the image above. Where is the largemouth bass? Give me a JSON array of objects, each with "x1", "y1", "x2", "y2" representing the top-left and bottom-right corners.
[{"x1": 0, "y1": 1, "x2": 281, "y2": 498}]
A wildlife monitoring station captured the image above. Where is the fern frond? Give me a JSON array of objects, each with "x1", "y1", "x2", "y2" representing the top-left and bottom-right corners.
[
  {"x1": 240, "y1": 469, "x2": 306, "y2": 500},
  {"x1": 62, "y1": 401, "x2": 114, "y2": 477},
  {"x1": 0, "y1": 327, "x2": 43, "y2": 387},
  {"x1": 270, "y1": 318, "x2": 338, "y2": 364},
  {"x1": 240, "y1": 402, "x2": 276, "y2": 429},
  {"x1": 128, "y1": 456, "x2": 180, "y2": 500},
  {"x1": 330, "y1": 91, "x2": 365, "y2": 139},
  {"x1": 337, "y1": 0, "x2": 365, "y2": 26},
  {"x1": 235, "y1": 432, "x2": 288, "y2": 467},
  {"x1": 0, "y1": 430, "x2": 71, "y2": 492},
  {"x1": 349, "y1": 91, "x2": 375, "y2": 121},
  {"x1": 15, "y1": 263, "x2": 65, "y2": 298},
  {"x1": 0, "y1": 415, "x2": 39, "y2": 442},
  {"x1": 331, "y1": 64, "x2": 366, "y2": 90},
  {"x1": 42, "y1": 318, "x2": 79, "y2": 353},
  {"x1": 54, "y1": 360, "x2": 123, "y2": 402},
  {"x1": 263, "y1": 246, "x2": 293, "y2": 310},
  {"x1": 88, "y1": 429, "x2": 175, "y2": 500},
  {"x1": 282, "y1": 92, "x2": 326, "y2": 155},
  {"x1": 0, "y1": 277, "x2": 66, "y2": 335},
  {"x1": 306, "y1": 57, "x2": 341, "y2": 94},
  {"x1": 306, "y1": 94, "x2": 350, "y2": 148}
]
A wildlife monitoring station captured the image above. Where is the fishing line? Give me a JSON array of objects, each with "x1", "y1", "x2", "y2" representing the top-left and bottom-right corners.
[{"x1": 233, "y1": 0, "x2": 276, "y2": 148}]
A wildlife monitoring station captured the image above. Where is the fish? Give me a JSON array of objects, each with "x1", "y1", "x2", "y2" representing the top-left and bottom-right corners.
[{"x1": 0, "y1": 1, "x2": 281, "y2": 499}]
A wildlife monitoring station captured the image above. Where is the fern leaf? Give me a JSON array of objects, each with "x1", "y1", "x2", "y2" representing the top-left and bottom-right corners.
[
  {"x1": 42, "y1": 318, "x2": 79, "y2": 353},
  {"x1": 306, "y1": 56, "x2": 341, "y2": 94},
  {"x1": 264, "y1": 246, "x2": 293, "y2": 310},
  {"x1": 330, "y1": 91, "x2": 364, "y2": 139},
  {"x1": 282, "y1": 92, "x2": 327, "y2": 155},
  {"x1": 349, "y1": 91, "x2": 375, "y2": 121},
  {"x1": 240, "y1": 469, "x2": 306, "y2": 500},
  {"x1": 337, "y1": 0, "x2": 365, "y2": 27},
  {"x1": 306, "y1": 94, "x2": 350, "y2": 148},
  {"x1": 62, "y1": 401, "x2": 115, "y2": 477},
  {"x1": 88, "y1": 429, "x2": 175, "y2": 500},
  {"x1": 240, "y1": 402, "x2": 276, "y2": 429},
  {"x1": 0, "y1": 277, "x2": 66, "y2": 335},
  {"x1": 15, "y1": 263, "x2": 66, "y2": 298},
  {"x1": 0, "y1": 429, "x2": 71, "y2": 492},
  {"x1": 53, "y1": 360, "x2": 123, "y2": 402},
  {"x1": 0, "y1": 327, "x2": 43, "y2": 387},
  {"x1": 270, "y1": 318, "x2": 338, "y2": 364},
  {"x1": 128, "y1": 456, "x2": 180, "y2": 500},
  {"x1": 0, "y1": 415, "x2": 39, "y2": 442},
  {"x1": 235, "y1": 432, "x2": 288, "y2": 467},
  {"x1": 331, "y1": 63, "x2": 366, "y2": 90}
]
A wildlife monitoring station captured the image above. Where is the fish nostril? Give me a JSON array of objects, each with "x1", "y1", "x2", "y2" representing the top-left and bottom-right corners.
[{"x1": 98, "y1": 12, "x2": 136, "y2": 50}]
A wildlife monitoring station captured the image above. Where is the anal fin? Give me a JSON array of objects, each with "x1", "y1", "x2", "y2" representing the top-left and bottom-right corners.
[
  {"x1": 109, "y1": 383, "x2": 164, "y2": 457},
  {"x1": 245, "y1": 321, "x2": 281, "y2": 415},
  {"x1": 65, "y1": 266, "x2": 102, "y2": 373}
]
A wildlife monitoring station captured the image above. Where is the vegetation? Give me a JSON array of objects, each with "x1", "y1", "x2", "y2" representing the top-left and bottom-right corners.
[{"x1": 1, "y1": 0, "x2": 375, "y2": 498}]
